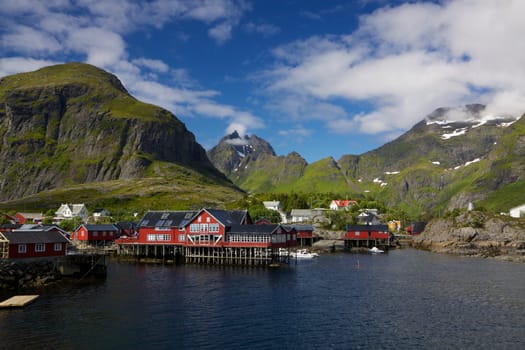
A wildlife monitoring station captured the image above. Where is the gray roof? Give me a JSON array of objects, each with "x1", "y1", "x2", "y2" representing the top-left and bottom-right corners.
[
  {"x1": 346, "y1": 224, "x2": 389, "y2": 232},
  {"x1": 139, "y1": 210, "x2": 199, "y2": 228},
  {"x1": 206, "y1": 209, "x2": 248, "y2": 226},
  {"x1": 284, "y1": 224, "x2": 313, "y2": 231},
  {"x1": 138, "y1": 209, "x2": 250, "y2": 228},
  {"x1": 3, "y1": 230, "x2": 70, "y2": 244},
  {"x1": 80, "y1": 224, "x2": 119, "y2": 231}
]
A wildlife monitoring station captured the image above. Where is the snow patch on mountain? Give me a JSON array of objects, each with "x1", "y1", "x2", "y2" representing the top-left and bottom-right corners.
[
  {"x1": 441, "y1": 127, "x2": 468, "y2": 140},
  {"x1": 426, "y1": 104, "x2": 521, "y2": 141},
  {"x1": 451, "y1": 157, "x2": 481, "y2": 170}
]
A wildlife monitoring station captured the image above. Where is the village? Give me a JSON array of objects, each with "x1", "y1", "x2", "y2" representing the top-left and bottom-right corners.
[{"x1": 0, "y1": 199, "x2": 420, "y2": 271}]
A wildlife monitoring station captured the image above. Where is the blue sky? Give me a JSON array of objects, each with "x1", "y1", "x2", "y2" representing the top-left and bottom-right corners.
[{"x1": 1, "y1": 0, "x2": 525, "y2": 163}]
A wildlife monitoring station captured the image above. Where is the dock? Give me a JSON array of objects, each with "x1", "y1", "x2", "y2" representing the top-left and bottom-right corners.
[{"x1": 0, "y1": 295, "x2": 39, "y2": 308}]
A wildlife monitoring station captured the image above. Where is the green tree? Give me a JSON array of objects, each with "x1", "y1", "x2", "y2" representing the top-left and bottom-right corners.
[{"x1": 59, "y1": 216, "x2": 83, "y2": 232}]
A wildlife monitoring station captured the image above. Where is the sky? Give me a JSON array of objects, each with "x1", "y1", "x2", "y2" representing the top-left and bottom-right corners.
[{"x1": 1, "y1": 0, "x2": 525, "y2": 163}]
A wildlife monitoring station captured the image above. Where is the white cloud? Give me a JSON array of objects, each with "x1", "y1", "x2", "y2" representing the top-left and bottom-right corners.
[
  {"x1": 0, "y1": 57, "x2": 59, "y2": 77},
  {"x1": 132, "y1": 58, "x2": 169, "y2": 73},
  {"x1": 208, "y1": 22, "x2": 233, "y2": 44},
  {"x1": 226, "y1": 123, "x2": 248, "y2": 138},
  {"x1": 278, "y1": 126, "x2": 312, "y2": 137},
  {"x1": 245, "y1": 22, "x2": 280, "y2": 36},
  {"x1": 67, "y1": 27, "x2": 127, "y2": 67},
  {"x1": 263, "y1": 0, "x2": 525, "y2": 135},
  {"x1": 2, "y1": 25, "x2": 62, "y2": 54}
]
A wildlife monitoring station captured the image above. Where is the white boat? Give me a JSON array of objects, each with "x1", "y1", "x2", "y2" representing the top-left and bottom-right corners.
[
  {"x1": 369, "y1": 247, "x2": 384, "y2": 254},
  {"x1": 278, "y1": 248, "x2": 290, "y2": 257},
  {"x1": 291, "y1": 249, "x2": 319, "y2": 259}
]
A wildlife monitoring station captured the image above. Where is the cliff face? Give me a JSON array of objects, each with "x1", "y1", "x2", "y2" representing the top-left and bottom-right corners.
[
  {"x1": 0, "y1": 63, "x2": 224, "y2": 200},
  {"x1": 412, "y1": 212, "x2": 525, "y2": 261}
]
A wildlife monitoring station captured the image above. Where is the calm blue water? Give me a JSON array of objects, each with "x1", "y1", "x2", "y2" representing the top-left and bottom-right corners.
[{"x1": 1, "y1": 249, "x2": 524, "y2": 350}]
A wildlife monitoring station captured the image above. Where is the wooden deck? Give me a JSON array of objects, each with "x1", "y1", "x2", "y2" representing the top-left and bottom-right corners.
[{"x1": 0, "y1": 295, "x2": 39, "y2": 308}]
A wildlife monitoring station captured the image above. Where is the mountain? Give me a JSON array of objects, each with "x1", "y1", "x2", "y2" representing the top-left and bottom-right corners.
[
  {"x1": 0, "y1": 62, "x2": 243, "y2": 211},
  {"x1": 208, "y1": 133, "x2": 360, "y2": 193},
  {"x1": 208, "y1": 105, "x2": 524, "y2": 216}
]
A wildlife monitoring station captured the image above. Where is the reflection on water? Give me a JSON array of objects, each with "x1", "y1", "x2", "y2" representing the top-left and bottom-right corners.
[{"x1": 1, "y1": 249, "x2": 524, "y2": 349}]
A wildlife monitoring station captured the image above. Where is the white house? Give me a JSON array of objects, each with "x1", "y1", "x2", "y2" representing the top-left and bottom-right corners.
[
  {"x1": 55, "y1": 203, "x2": 89, "y2": 222},
  {"x1": 263, "y1": 201, "x2": 281, "y2": 211},
  {"x1": 510, "y1": 204, "x2": 525, "y2": 218},
  {"x1": 263, "y1": 201, "x2": 289, "y2": 223},
  {"x1": 93, "y1": 208, "x2": 111, "y2": 221}
]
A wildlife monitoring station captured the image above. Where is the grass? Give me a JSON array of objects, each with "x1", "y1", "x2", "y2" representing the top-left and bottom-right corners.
[{"x1": 0, "y1": 174, "x2": 245, "y2": 214}]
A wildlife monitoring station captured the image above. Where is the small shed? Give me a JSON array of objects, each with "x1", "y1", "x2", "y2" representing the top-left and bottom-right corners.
[{"x1": 2, "y1": 230, "x2": 70, "y2": 259}]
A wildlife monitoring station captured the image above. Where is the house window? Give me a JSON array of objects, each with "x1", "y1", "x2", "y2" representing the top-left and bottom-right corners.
[
  {"x1": 54, "y1": 243, "x2": 62, "y2": 251},
  {"x1": 190, "y1": 224, "x2": 199, "y2": 232},
  {"x1": 178, "y1": 234, "x2": 186, "y2": 241},
  {"x1": 35, "y1": 243, "x2": 45, "y2": 252},
  {"x1": 209, "y1": 224, "x2": 220, "y2": 233},
  {"x1": 355, "y1": 231, "x2": 360, "y2": 236},
  {"x1": 93, "y1": 231, "x2": 98, "y2": 237},
  {"x1": 18, "y1": 244, "x2": 27, "y2": 254}
]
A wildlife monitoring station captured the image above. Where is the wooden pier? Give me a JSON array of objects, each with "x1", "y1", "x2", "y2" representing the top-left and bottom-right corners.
[
  {"x1": 0, "y1": 295, "x2": 39, "y2": 308},
  {"x1": 116, "y1": 243, "x2": 290, "y2": 266}
]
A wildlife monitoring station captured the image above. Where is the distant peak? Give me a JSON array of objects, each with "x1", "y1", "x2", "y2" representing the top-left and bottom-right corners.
[
  {"x1": 426, "y1": 104, "x2": 485, "y2": 124},
  {"x1": 228, "y1": 130, "x2": 241, "y2": 139}
]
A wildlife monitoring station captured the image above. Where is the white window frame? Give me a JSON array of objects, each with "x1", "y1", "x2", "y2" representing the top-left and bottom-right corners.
[
  {"x1": 18, "y1": 244, "x2": 27, "y2": 254},
  {"x1": 35, "y1": 243, "x2": 45, "y2": 252},
  {"x1": 54, "y1": 243, "x2": 62, "y2": 251}
]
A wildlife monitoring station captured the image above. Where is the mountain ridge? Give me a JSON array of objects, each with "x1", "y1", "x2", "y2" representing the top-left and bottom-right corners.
[{"x1": 207, "y1": 107, "x2": 524, "y2": 216}]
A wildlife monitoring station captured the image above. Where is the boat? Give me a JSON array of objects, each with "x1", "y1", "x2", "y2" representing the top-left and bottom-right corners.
[
  {"x1": 369, "y1": 247, "x2": 384, "y2": 254},
  {"x1": 278, "y1": 248, "x2": 290, "y2": 257},
  {"x1": 291, "y1": 249, "x2": 319, "y2": 259}
]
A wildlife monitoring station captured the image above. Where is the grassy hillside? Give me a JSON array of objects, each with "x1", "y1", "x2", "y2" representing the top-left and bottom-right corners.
[{"x1": 0, "y1": 160, "x2": 244, "y2": 213}]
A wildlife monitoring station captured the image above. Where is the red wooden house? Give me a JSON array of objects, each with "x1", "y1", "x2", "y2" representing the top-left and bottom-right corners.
[
  {"x1": 121, "y1": 210, "x2": 199, "y2": 245},
  {"x1": 284, "y1": 224, "x2": 315, "y2": 247},
  {"x1": 115, "y1": 208, "x2": 297, "y2": 265},
  {"x1": 15, "y1": 212, "x2": 44, "y2": 224},
  {"x1": 1, "y1": 229, "x2": 70, "y2": 259},
  {"x1": 344, "y1": 224, "x2": 390, "y2": 248},
  {"x1": 72, "y1": 224, "x2": 120, "y2": 247},
  {"x1": 184, "y1": 209, "x2": 252, "y2": 247}
]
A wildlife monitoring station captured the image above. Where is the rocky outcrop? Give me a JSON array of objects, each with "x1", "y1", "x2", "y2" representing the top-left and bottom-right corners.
[
  {"x1": 0, "y1": 260, "x2": 61, "y2": 290},
  {"x1": 412, "y1": 212, "x2": 525, "y2": 262}
]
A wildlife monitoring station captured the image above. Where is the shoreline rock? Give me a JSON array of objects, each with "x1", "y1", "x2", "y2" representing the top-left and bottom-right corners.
[
  {"x1": 412, "y1": 211, "x2": 525, "y2": 262},
  {"x1": 0, "y1": 260, "x2": 62, "y2": 290}
]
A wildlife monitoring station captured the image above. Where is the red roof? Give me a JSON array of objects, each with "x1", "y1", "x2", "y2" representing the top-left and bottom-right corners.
[{"x1": 332, "y1": 200, "x2": 357, "y2": 207}]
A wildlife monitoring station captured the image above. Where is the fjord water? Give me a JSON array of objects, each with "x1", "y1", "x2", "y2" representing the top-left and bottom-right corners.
[{"x1": 1, "y1": 249, "x2": 524, "y2": 349}]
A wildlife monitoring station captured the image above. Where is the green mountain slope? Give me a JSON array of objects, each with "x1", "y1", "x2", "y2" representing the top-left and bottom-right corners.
[
  {"x1": 208, "y1": 106, "x2": 524, "y2": 217},
  {"x1": 0, "y1": 62, "x2": 243, "y2": 211}
]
